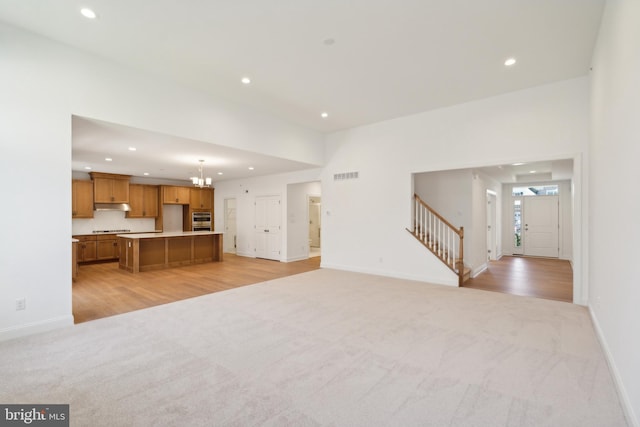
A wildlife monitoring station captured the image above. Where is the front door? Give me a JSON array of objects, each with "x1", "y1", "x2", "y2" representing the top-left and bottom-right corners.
[{"x1": 523, "y1": 196, "x2": 559, "y2": 257}]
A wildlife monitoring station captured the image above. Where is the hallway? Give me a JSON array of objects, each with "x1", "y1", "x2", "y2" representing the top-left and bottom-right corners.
[{"x1": 463, "y1": 256, "x2": 573, "y2": 303}]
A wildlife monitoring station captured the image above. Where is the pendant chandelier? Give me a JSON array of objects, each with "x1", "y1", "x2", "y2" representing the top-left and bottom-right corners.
[{"x1": 191, "y1": 160, "x2": 212, "y2": 188}]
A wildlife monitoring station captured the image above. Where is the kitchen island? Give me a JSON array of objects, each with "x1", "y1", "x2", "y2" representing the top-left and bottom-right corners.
[{"x1": 118, "y1": 231, "x2": 223, "y2": 273}]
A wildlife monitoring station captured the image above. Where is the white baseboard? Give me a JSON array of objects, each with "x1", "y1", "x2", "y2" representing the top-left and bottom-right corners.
[
  {"x1": 235, "y1": 250, "x2": 255, "y2": 258},
  {"x1": 285, "y1": 255, "x2": 308, "y2": 262},
  {"x1": 471, "y1": 263, "x2": 488, "y2": 278},
  {"x1": 589, "y1": 306, "x2": 639, "y2": 427},
  {"x1": 0, "y1": 315, "x2": 74, "y2": 342}
]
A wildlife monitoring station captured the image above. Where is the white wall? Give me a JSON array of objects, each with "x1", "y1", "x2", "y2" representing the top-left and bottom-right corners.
[
  {"x1": 323, "y1": 76, "x2": 589, "y2": 287},
  {"x1": 471, "y1": 172, "x2": 502, "y2": 273},
  {"x1": 414, "y1": 169, "x2": 472, "y2": 232},
  {"x1": 213, "y1": 169, "x2": 322, "y2": 261},
  {"x1": 589, "y1": 0, "x2": 640, "y2": 424},
  {"x1": 0, "y1": 23, "x2": 323, "y2": 340}
]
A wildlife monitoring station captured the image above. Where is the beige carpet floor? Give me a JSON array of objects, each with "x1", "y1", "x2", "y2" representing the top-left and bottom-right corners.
[{"x1": 0, "y1": 269, "x2": 628, "y2": 426}]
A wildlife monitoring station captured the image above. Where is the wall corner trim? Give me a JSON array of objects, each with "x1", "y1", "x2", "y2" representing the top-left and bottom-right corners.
[{"x1": 589, "y1": 306, "x2": 639, "y2": 427}]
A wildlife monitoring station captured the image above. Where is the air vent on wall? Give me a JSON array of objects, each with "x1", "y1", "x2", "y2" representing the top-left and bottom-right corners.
[{"x1": 333, "y1": 171, "x2": 359, "y2": 181}]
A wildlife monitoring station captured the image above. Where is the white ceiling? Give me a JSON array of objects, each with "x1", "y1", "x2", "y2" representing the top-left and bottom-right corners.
[
  {"x1": 476, "y1": 159, "x2": 573, "y2": 184},
  {"x1": 72, "y1": 116, "x2": 318, "y2": 183},
  {"x1": 1, "y1": 0, "x2": 603, "y2": 181}
]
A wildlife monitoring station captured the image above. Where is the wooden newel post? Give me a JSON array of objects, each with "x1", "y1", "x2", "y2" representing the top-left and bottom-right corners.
[{"x1": 458, "y1": 226, "x2": 465, "y2": 286}]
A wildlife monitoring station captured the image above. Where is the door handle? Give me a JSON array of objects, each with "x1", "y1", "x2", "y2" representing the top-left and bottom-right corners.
[{"x1": 264, "y1": 229, "x2": 269, "y2": 232}]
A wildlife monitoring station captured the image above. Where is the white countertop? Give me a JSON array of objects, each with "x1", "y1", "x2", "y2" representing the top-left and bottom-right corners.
[
  {"x1": 72, "y1": 230, "x2": 162, "y2": 237},
  {"x1": 117, "y1": 231, "x2": 223, "y2": 239}
]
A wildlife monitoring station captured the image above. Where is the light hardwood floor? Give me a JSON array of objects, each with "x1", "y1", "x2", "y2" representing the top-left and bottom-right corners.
[
  {"x1": 463, "y1": 255, "x2": 573, "y2": 303},
  {"x1": 74, "y1": 254, "x2": 572, "y2": 324},
  {"x1": 73, "y1": 254, "x2": 320, "y2": 324}
]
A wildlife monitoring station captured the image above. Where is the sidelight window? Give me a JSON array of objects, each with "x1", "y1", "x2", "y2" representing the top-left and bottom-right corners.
[{"x1": 513, "y1": 200, "x2": 522, "y2": 249}]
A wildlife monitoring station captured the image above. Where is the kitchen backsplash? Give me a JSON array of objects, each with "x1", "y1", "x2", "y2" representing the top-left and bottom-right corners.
[{"x1": 72, "y1": 211, "x2": 156, "y2": 235}]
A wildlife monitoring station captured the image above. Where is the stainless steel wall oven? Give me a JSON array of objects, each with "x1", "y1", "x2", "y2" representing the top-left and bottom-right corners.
[{"x1": 192, "y1": 211, "x2": 212, "y2": 231}]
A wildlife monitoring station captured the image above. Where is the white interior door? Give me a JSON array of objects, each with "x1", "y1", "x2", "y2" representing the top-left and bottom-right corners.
[
  {"x1": 255, "y1": 195, "x2": 281, "y2": 260},
  {"x1": 524, "y1": 196, "x2": 559, "y2": 257}
]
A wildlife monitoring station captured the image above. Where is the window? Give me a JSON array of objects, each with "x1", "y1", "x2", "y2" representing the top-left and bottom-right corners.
[
  {"x1": 514, "y1": 200, "x2": 522, "y2": 248},
  {"x1": 512, "y1": 185, "x2": 558, "y2": 196}
]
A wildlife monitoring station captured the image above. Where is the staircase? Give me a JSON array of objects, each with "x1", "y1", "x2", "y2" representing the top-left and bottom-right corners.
[{"x1": 407, "y1": 194, "x2": 470, "y2": 286}]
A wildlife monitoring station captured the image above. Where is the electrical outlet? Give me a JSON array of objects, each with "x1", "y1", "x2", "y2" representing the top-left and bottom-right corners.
[{"x1": 16, "y1": 297, "x2": 26, "y2": 311}]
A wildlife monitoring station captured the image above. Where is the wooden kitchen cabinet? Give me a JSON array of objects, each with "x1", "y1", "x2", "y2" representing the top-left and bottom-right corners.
[
  {"x1": 162, "y1": 186, "x2": 191, "y2": 204},
  {"x1": 96, "y1": 235, "x2": 119, "y2": 260},
  {"x1": 128, "y1": 184, "x2": 159, "y2": 218},
  {"x1": 74, "y1": 235, "x2": 97, "y2": 262},
  {"x1": 72, "y1": 180, "x2": 94, "y2": 218},
  {"x1": 190, "y1": 188, "x2": 214, "y2": 209},
  {"x1": 72, "y1": 240, "x2": 78, "y2": 281},
  {"x1": 74, "y1": 234, "x2": 120, "y2": 262},
  {"x1": 90, "y1": 172, "x2": 130, "y2": 203}
]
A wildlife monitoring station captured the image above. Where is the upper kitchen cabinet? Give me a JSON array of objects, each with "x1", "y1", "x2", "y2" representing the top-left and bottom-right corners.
[
  {"x1": 72, "y1": 180, "x2": 94, "y2": 218},
  {"x1": 190, "y1": 188, "x2": 214, "y2": 210},
  {"x1": 128, "y1": 184, "x2": 159, "y2": 218},
  {"x1": 90, "y1": 172, "x2": 130, "y2": 203},
  {"x1": 162, "y1": 186, "x2": 190, "y2": 205}
]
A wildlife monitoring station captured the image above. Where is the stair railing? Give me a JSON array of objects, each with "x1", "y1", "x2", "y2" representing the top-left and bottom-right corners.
[{"x1": 407, "y1": 194, "x2": 465, "y2": 285}]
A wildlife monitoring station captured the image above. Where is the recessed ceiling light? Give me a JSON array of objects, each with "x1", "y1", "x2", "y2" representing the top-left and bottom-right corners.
[
  {"x1": 217, "y1": 172, "x2": 223, "y2": 175},
  {"x1": 84, "y1": 166, "x2": 92, "y2": 170},
  {"x1": 529, "y1": 170, "x2": 537, "y2": 173},
  {"x1": 80, "y1": 8, "x2": 97, "y2": 19},
  {"x1": 321, "y1": 112, "x2": 329, "y2": 119},
  {"x1": 241, "y1": 77, "x2": 251, "y2": 85},
  {"x1": 504, "y1": 58, "x2": 517, "y2": 66},
  {"x1": 105, "y1": 157, "x2": 112, "y2": 162},
  {"x1": 128, "y1": 147, "x2": 136, "y2": 151},
  {"x1": 143, "y1": 172, "x2": 150, "y2": 176},
  {"x1": 248, "y1": 166, "x2": 254, "y2": 170},
  {"x1": 512, "y1": 162, "x2": 524, "y2": 166}
]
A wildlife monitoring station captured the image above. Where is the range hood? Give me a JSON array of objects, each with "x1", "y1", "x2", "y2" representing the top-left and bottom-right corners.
[{"x1": 94, "y1": 203, "x2": 131, "y2": 212}]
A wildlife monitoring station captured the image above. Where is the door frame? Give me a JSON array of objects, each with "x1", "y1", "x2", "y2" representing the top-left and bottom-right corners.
[
  {"x1": 486, "y1": 190, "x2": 497, "y2": 261},
  {"x1": 307, "y1": 194, "x2": 321, "y2": 256},
  {"x1": 223, "y1": 197, "x2": 237, "y2": 254}
]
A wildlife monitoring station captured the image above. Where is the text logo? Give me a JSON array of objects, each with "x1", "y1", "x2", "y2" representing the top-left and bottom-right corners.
[{"x1": 0, "y1": 405, "x2": 68, "y2": 427}]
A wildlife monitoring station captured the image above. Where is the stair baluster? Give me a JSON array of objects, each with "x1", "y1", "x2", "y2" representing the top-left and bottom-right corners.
[{"x1": 407, "y1": 194, "x2": 466, "y2": 286}]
